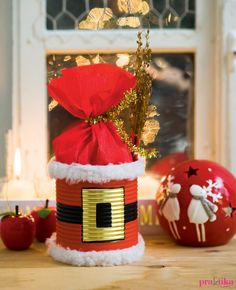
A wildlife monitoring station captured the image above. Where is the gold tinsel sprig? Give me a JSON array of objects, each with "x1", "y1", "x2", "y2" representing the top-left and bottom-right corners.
[
  {"x1": 85, "y1": 88, "x2": 157, "y2": 158},
  {"x1": 86, "y1": 89, "x2": 137, "y2": 125},
  {"x1": 141, "y1": 104, "x2": 160, "y2": 145},
  {"x1": 114, "y1": 119, "x2": 158, "y2": 159},
  {"x1": 108, "y1": 89, "x2": 137, "y2": 118},
  {"x1": 132, "y1": 30, "x2": 153, "y2": 139}
]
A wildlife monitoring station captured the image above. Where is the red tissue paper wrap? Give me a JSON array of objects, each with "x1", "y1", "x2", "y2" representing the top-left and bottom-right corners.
[{"x1": 48, "y1": 63, "x2": 136, "y2": 165}]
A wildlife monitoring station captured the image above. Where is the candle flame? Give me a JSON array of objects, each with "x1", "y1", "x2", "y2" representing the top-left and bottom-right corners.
[{"x1": 14, "y1": 148, "x2": 21, "y2": 179}]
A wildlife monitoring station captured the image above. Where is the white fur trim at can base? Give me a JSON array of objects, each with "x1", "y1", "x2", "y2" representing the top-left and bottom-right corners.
[
  {"x1": 46, "y1": 233, "x2": 145, "y2": 266},
  {"x1": 48, "y1": 158, "x2": 145, "y2": 184}
]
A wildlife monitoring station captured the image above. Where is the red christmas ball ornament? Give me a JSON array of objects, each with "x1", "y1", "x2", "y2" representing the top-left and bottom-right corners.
[
  {"x1": 1, "y1": 205, "x2": 35, "y2": 250},
  {"x1": 31, "y1": 199, "x2": 56, "y2": 242},
  {"x1": 156, "y1": 160, "x2": 236, "y2": 246}
]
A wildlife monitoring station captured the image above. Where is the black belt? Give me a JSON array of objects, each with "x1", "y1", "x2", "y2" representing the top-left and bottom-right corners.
[{"x1": 57, "y1": 202, "x2": 137, "y2": 225}]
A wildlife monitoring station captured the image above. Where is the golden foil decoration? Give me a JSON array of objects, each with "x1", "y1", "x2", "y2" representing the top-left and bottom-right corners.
[
  {"x1": 64, "y1": 55, "x2": 72, "y2": 62},
  {"x1": 78, "y1": 8, "x2": 116, "y2": 30},
  {"x1": 117, "y1": 16, "x2": 141, "y2": 28},
  {"x1": 116, "y1": 54, "x2": 130, "y2": 68},
  {"x1": 141, "y1": 105, "x2": 160, "y2": 145},
  {"x1": 116, "y1": 0, "x2": 150, "y2": 28},
  {"x1": 141, "y1": 119, "x2": 160, "y2": 146},
  {"x1": 75, "y1": 55, "x2": 104, "y2": 66},
  {"x1": 140, "y1": 1, "x2": 150, "y2": 15},
  {"x1": 117, "y1": 0, "x2": 150, "y2": 15},
  {"x1": 82, "y1": 188, "x2": 125, "y2": 242},
  {"x1": 75, "y1": 56, "x2": 91, "y2": 66},
  {"x1": 91, "y1": 54, "x2": 104, "y2": 64},
  {"x1": 146, "y1": 104, "x2": 159, "y2": 118},
  {"x1": 48, "y1": 99, "x2": 58, "y2": 112}
]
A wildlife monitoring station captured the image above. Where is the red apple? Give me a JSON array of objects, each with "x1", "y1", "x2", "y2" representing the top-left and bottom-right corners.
[
  {"x1": 0, "y1": 205, "x2": 35, "y2": 250},
  {"x1": 31, "y1": 199, "x2": 56, "y2": 242}
]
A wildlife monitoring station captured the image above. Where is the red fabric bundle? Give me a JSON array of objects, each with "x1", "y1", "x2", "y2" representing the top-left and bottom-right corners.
[{"x1": 48, "y1": 63, "x2": 136, "y2": 165}]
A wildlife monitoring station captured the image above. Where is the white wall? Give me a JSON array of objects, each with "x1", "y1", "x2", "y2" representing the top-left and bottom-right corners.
[
  {"x1": 215, "y1": 0, "x2": 236, "y2": 174},
  {"x1": 0, "y1": 0, "x2": 12, "y2": 177}
]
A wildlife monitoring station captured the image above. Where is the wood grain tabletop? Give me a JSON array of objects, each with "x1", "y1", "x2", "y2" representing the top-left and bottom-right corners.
[{"x1": 0, "y1": 234, "x2": 235, "y2": 290}]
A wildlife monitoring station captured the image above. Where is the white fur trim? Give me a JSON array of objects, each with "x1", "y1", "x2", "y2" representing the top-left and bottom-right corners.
[
  {"x1": 46, "y1": 233, "x2": 145, "y2": 266},
  {"x1": 48, "y1": 158, "x2": 145, "y2": 184}
]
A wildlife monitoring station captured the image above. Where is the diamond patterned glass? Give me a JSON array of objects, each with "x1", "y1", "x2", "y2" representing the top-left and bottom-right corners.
[{"x1": 46, "y1": 0, "x2": 195, "y2": 30}]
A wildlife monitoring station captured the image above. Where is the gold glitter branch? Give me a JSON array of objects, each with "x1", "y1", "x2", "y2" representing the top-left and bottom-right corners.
[
  {"x1": 114, "y1": 119, "x2": 157, "y2": 158},
  {"x1": 85, "y1": 88, "x2": 157, "y2": 158},
  {"x1": 132, "y1": 30, "x2": 153, "y2": 138},
  {"x1": 108, "y1": 89, "x2": 137, "y2": 118},
  {"x1": 86, "y1": 89, "x2": 137, "y2": 125}
]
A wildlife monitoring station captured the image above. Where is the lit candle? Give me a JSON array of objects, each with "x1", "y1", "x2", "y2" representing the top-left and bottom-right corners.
[
  {"x1": 1, "y1": 148, "x2": 35, "y2": 200},
  {"x1": 138, "y1": 174, "x2": 160, "y2": 200},
  {"x1": 14, "y1": 148, "x2": 21, "y2": 179}
]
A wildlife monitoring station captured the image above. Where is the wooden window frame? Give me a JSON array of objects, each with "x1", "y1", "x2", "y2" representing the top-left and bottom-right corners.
[{"x1": 11, "y1": 0, "x2": 222, "y2": 180}]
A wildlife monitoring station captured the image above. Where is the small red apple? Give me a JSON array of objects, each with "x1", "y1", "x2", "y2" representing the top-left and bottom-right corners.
[
  {"x1": 31, "y1": 199, "x2": 56, "y2": 242},
  {"x1": 0, "y1": 205, "x2": 35, "y2": 250}
]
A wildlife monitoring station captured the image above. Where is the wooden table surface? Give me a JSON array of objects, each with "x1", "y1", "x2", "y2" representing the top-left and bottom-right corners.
[{"x1": 0, "y1": 234, "x2": 235, "y2": 290}]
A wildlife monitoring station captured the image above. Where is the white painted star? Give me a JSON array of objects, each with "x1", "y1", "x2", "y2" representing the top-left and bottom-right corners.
[{"x1": 223, "y1": 206, "x2": 233, "y2": 217}]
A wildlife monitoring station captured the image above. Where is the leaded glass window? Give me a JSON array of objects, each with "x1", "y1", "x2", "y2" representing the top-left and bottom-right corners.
[{"x1": 47, "y1": 0, "x2": 196, "y2": 30}]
